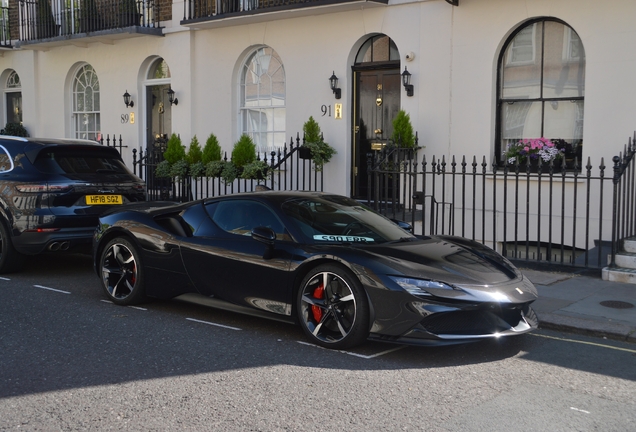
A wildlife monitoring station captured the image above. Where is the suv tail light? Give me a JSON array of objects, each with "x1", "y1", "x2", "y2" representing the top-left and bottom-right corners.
[{"x1": 16, "y1": 184, "x2": 73, "y2": 193}]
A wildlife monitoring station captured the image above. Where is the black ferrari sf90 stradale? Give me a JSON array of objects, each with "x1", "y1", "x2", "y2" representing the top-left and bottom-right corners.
[{"x1": 93, "y1": 191, "x2": 538, "y2": 349}]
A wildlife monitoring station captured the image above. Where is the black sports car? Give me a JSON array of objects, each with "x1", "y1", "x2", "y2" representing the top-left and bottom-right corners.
[
  {"x1": 93, "y1": 191, "x2": 538, "y2": 349},
  {"x1": 0, "y1": 137, "x2": 145, "y2": 273}
]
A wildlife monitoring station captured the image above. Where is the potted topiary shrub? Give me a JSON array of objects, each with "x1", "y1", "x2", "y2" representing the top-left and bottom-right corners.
[
  {"x1": 202, "y1": 133, "x2": 222, "y2": 164},
  {"x1": 187, "y1": 135, "x2": 205, "y2": 178},
  {"x1": 0, "y1": 122, "x2": 28, "y2": 137},
  {"x1": 231, "y1": 134, "x2": 257, "y2": 170},
  {"x1": 156, "y1": 133, "x2": 186, "y2": 178},
  {"x1": 301, "y1": 116, "x2": 336, "y2": 171},
  {"x1": 391, "y1": 110, "x2": 415, "y2": 149}
]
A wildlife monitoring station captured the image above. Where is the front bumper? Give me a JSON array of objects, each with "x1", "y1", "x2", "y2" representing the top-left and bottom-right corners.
[{"x1": 369, "y1": 303, "x2": 538, "y2": 346}]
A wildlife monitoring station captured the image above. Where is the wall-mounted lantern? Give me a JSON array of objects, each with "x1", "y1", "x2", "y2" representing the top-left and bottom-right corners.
[
  {"x1": 123, "y1": 90, "x2": 134, "y2": 108},
  {"x1": 168, "y1": 87, "x2": 179, "y2": 106},
  {"x1": 401, "y1": 67, "x2": 414, "y2": 97},
  {"x1": 329, "y1": 71, "x2": 341, "y2": 100}
]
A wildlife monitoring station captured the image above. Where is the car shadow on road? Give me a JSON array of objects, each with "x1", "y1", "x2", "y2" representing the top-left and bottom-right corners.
[{"x1": 2, "y1": 254, "x2": 634, "y2": 399}]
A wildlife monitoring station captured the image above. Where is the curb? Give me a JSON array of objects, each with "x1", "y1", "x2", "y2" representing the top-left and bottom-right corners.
[{"x1": 538, "y1": 312, "x2": 636, "y2": 344}]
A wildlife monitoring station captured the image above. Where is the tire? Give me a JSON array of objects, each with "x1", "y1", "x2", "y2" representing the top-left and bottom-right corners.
[
  {"x1": 0, "y1": 220, "x2": 25, "y2": 274},
  {"x1": 297, "y1": 264, "x2": 370, "y2": 349},
  {"x1": 99, "y1": 237, "x2": 146, "y2": 306}
]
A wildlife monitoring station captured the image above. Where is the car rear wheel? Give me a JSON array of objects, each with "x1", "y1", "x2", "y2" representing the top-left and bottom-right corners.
[
  {"x1": 297, "y1": 264, "x2": 370, "y2": 349},
  {"x1": 0, "y1": 220, "x2": 25, "y2": 274},
  {"x1": 100, "y1": 237, "x2": 145, "y2": 306}
]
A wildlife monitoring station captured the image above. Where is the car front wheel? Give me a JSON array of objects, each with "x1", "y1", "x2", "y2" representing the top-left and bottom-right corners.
[
  {"x1": 100, "y1": 237, "x2": 145, "y2": 306},
  {"x1": 297, "y1": 264, "x2": 370, "y2": 349}
]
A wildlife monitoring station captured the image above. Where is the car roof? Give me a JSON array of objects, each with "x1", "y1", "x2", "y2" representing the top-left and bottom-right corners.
[
  {"x1": 0, "y1": 136, "x2": 102, "y2": 146},
  {"x1": 0, "y1": 136, "x2": 121, "y2": 164},
  {"x1": 203, "y1": 190, "x2": 330, "y2": 204}
]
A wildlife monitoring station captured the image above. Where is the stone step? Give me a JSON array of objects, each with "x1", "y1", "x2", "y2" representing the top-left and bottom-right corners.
[
  {"x1": 623, "y1": 238, "x2": 636, "y2": 253},
  {"x1": 614, "y1": 252, "x2": 636, "y2": 270},
  {"x1": 602, "y1": 266, "x2": 636, "y2": 284}
]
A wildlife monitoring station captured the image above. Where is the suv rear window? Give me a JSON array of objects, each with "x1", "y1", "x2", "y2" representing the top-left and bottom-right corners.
[{"x1": 33, "y1": 148, "x2": 132, "y2": 175}]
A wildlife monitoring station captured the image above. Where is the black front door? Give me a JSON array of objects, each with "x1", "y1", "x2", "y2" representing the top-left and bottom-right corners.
[
  {"x1": 145, "y1": 85, "x2": 173, "y2": 199},
  {"x1": 352, "y1": 68, "x2": 401, "y2": 200}
]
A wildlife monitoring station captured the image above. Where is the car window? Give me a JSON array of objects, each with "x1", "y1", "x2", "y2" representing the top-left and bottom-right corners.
[
  {"x1": 208, "y1": 200, "x2": 290, "y2": 240},
  {"x1": 282, "y1": 196, "x2": 415, "y2": 244},
  {"x1": 32, "y1": 148, "x2": 131, "y2": 175},
  {"x1": 0, "y1": 146, "x2": 13, "y2": 172}
]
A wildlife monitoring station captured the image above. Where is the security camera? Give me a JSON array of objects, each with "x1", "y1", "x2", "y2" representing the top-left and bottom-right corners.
[{"x1": 405, "y1": 52, "x2": 415, "y2": 62}]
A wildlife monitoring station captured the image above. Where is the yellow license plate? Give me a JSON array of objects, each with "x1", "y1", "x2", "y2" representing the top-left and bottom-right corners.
[{"x1": 86, "y1": 195, "x2": 123, "y2": 205}]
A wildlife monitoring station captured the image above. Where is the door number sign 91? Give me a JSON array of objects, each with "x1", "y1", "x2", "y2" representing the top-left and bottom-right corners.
[{"x1": 321, "y1": 104, "x2": 342, "y2": 119}]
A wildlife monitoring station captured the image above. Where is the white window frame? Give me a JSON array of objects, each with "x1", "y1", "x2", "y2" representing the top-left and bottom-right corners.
[
  {"x1": 72, "y1": 64, "x2": 101, "y2": 141},
  {"x1": 239, "y1": 46, "x2": 286, "y2": 154}
]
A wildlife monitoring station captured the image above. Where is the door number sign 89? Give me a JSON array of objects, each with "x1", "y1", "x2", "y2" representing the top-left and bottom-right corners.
[{"x1": 121, "y1": 113, "x2": 135, "y2": 124}]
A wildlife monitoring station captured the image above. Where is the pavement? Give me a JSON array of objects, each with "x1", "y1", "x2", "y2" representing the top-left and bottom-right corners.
[{"x1": 520, "y1": 268, "x2": 636, "y2": 343}]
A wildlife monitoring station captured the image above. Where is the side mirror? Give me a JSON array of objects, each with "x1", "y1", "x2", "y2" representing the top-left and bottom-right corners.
[
  {"x1": 391, "y1": 219, "x2": 413, "y2": 233},
  {"x1": 251, "y1": 226, "x2": 276, "y2": 246}
]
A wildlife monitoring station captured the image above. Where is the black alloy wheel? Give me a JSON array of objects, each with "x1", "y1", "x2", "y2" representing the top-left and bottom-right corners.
[
  {"x1": 100, "y1": 237, "x2": 145, "y2": 305},
  {"x1": 297, "y1": 264, "x2": 370, "y2": 349}
]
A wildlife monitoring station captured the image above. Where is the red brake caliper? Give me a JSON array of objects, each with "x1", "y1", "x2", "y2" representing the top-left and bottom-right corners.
[
  {"x1": 311, "y1": 284, "x2": 324, "y2": 322},
  {"x1": 130, "y1": 263, "x2": 136, "y2": 285}
]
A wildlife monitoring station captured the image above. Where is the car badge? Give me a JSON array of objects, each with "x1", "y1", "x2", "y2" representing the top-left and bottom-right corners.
[{"x1": 515, "y1": 287, "x2": 523, "y2": 294}]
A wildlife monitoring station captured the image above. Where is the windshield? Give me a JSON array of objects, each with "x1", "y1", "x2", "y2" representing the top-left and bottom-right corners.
[{"x1": 281, "y1": 195, "x2": 415, "y2": 245}]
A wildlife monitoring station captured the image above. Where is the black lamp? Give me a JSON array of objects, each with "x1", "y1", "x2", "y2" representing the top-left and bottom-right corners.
[
  {"x1": 401, "y1": 67, "x2": 414, "y2": 97},
  {"x1": 329, "y1": 71, "x2": 341, "y2": 100},
  {"x1": 123, "y1": 90, "x2": 134, "y2": 108},
  {"x1": 168, "y1": 87, "x2": 178, "y2": 106}
]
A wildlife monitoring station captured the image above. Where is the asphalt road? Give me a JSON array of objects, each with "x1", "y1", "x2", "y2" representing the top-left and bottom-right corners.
[{"x1": 1, "y1": 253, "x2": 635, "y2": 431}]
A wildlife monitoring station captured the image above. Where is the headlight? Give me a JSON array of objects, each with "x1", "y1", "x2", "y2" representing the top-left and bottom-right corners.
[{"x1": 389, "y1": 276, "x2": 455, "y2": 296}]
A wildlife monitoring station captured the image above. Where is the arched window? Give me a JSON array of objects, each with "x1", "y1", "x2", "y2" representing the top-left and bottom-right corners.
[
  {"x1": 497, "y1": 19, "x2": 585, "y2": 166},
  {"x1": 72, "y1": 64, "x2": 100, "y2": 140},
  {"x1": 355, "y1": 35, "x2": 400, "y2": 64},
  {"x1": 5, "y1": 70, "x2": 22, "y2": 125},
  {"x1": 240, "y1": 47, "x2": 285, "y2": 153}
]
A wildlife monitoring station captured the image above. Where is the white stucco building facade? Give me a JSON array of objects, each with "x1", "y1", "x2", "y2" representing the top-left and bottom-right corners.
[{"x1": 0, "y1": 0, "x2": 633, "y2": 201}]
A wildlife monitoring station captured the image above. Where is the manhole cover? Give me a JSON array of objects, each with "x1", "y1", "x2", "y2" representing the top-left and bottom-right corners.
[{"x1": 599, "y1": 300, "x2": 634, "y2": 309}]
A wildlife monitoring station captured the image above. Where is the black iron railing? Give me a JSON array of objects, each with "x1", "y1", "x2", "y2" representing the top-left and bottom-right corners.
[
  {"x1": 183, "y1": 0, "x2": 387, "y2": 23},
  {"x1": 17, "y1": 0, "x2": 160, "y2": 42},
  {"x1": 100, "y1": 134, "x2": 128, "y2": 155},
  {"x1": 610, "y1": 137, "x2": 636, "y2": 267},
  {"x1": 132, "y1": 133, "x2": 323, "y2": 201},
  {"x1": 366, "y1": 134, "x2": 636, "y2": 270}
]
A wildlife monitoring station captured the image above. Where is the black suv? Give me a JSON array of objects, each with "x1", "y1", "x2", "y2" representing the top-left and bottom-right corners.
[{"x1": 0, "y1": 137, "x2": 146, "y2": 272}]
